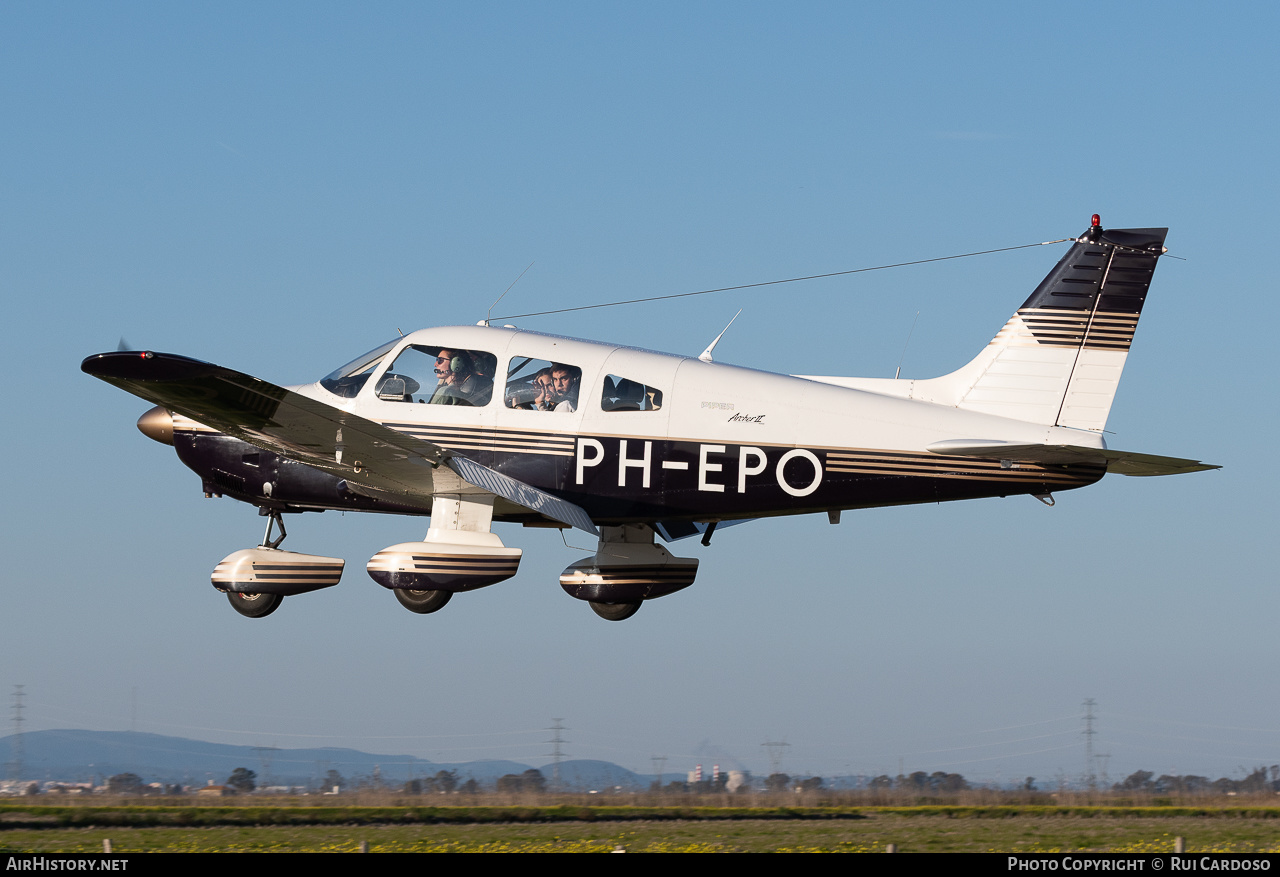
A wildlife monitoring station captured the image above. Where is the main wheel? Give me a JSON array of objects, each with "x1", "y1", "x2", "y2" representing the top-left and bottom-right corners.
[
  {"x1": 589, "y1": 601, "x2": 641, "y2": 621},
  {"x1": 394, "y1": 588, "x2": 452, "y2": 614},
  {"x1": 227, "y1": 591, "x2": 282, "y2": 618}
]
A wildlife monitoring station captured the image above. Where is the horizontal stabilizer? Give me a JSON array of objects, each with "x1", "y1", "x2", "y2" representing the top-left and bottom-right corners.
[{"x1": 926, "y1": 440, "x2": 1219, "y2": 477}]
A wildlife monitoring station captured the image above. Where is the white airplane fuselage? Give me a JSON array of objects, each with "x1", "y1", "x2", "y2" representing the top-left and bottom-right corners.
[{"x1": 171, "y1": 323, "x2": 1108, "y2": 526}]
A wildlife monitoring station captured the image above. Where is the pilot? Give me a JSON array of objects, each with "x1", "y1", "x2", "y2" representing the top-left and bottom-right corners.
[
  {"x1": 534, "y1": 363, "x2": 580, "y2": 412},
  {"x1": 429, "y1": 350, "x2": 491, "y2": 406}
]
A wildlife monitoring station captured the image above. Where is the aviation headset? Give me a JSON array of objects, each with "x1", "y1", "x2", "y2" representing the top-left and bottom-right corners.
[{"x1": 437, "y1": 350, "x2": 472, "y2": 376}]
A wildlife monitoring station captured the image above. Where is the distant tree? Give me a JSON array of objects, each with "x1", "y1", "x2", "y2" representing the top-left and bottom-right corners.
[
  {"x1": 496, "y1": 774, "x2": 523, "y2": 793},
  {"x1": 434, "y1": 770, "x2": 458, "y2": 793},
  {"x1": 521, "y1": 769, "x2": 546, "y2": 793},
  {"x1": 663, "y1": 780, "x2": 688, "y2": 794},
  {"x1": 458, "y1": 778, "x2": 479, "y2": 794},
  {"x1": 24, "y1": 782, "x2": 40, "y2": 796},
  {"x1": 322, "y1": 769, "x2": 346, "y2": 792},
  {"x1": 1183, "y1": 775, "x2": 1212, "y2": 793},
  {"x1": 1023, "y1": 777, "x2": 1037, "y2": 791},
  {"x1": 1212, "y1": 776, "x2": 1237, "y2": 795},
  {"x1": 1240, "y1": 767, "x2": 1270, "y2": 793},
  {"x1": 799, "y1": 776, "x2": 824, "y2": 792},
  {"x1": 1116, "y1": 770, "x2": 1154, "y2": 792},
  {"x1": 107, "y1": 773, "x2": 144, "y2": 794},
  {"x1": 869, "y1": 775, "x2": 894, "y2": 790},
  {"x1": 931, "y1": 772, "x2": 969, "y2": 793},
  {"x1": 765, "y1": 773, "x2": 791, "y2": 792},
  {"x1": 901, "y1": 771, "x2": 930, "y2": 791},
  {"x1": 404, "y1": 779, "x2": 423, "y2": 794},
  {"x1": 227, "y1": 767, "x2": 256, "y2": 793}
]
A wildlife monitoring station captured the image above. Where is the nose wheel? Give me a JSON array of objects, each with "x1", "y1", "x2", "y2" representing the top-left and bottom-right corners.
[{"x1": 226, "y1": 591, "x2": 283, "y2": 618}]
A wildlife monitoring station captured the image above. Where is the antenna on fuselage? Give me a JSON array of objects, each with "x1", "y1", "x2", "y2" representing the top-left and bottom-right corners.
[
  {"x1": 698, "y1": 309, "x2": 742, "y2": 363},
  {"x1": 484, "y1": 261, "x2": 535, "y2": 326},
  {"x1": 893, "y1": 310, "x2": 920, "y2": 380}
]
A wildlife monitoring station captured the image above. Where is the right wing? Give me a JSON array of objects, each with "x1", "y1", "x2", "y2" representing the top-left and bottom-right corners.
[{"x1": 82, "y1": 351, "x2": 598, "y2": 534}]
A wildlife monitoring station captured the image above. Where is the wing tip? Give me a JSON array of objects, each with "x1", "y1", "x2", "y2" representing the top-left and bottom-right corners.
[{"x1": 82, "y1": 351, "x2": 216, "y2": 382}]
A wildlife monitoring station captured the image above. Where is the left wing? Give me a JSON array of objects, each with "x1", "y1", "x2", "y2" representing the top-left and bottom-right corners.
[
  {"x1": 82, "y1": 351, "x2": 598, "y2": 534},
  {"x1": 926, "y1": 440, "x2": 1219, "y2": 477}
]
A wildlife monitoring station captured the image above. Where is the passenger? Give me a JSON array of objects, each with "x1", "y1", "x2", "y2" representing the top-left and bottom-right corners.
[
  {"x1": 534, "y1": 363, "x2": 581, "y2": 412},
  {"x1": 429, "y1": 350, "x2": 491, "y2": 406},
  {"x1": 520, "y1": 367, "x2": 554, "y2": 409}
]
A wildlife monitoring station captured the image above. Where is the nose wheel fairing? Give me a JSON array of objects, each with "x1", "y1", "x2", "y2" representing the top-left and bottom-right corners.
[{"x1": 211, "y1": 547, "x2": 345, "y2": 596}]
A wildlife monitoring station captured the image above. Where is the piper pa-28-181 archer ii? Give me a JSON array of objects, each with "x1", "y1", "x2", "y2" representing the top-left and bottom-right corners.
[{"x1": 83, "y1": 216, "x2": 1217, "y2": 621}]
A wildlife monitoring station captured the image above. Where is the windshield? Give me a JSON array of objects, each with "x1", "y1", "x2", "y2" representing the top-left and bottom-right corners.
[{"x1": 319, "y1": 338, "x2": 399, "y2": 398}]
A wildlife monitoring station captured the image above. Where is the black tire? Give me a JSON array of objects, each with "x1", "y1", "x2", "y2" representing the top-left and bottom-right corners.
[
  {"x1": 227, "y1": 591, "x2": 282, "y2": 619},
  {"x1": 394, "y1": 588, "x2": 452, "y2": 614},
  {"x1": 589, "y1": 601, "x2": 641, "y2": 621}
]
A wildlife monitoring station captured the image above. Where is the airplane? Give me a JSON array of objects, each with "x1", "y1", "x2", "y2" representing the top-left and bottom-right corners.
[{"x1": 82, "y1": 215, "x2": 1217, "y2": 621}]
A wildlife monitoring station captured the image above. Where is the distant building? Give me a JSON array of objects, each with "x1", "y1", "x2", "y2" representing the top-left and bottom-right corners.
[{"x1": 197, "y1": 785, "x2": 234, "y2": 797}]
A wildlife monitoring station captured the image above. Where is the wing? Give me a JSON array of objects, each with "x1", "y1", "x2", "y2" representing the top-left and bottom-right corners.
[
  {"x1": 82, "y1": 350, "x2": 598, "y2": 534},
  {"x1": 926, "y1": 440, "x2": 1219, "y2": 477}
]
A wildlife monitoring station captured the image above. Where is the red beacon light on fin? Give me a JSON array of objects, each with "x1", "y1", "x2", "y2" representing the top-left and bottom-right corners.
[{"x1": 1091, "y1": 214, "x2": 1101, "y2": 227}]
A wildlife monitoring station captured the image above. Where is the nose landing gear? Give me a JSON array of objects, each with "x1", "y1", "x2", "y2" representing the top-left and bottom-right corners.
[{"x1": 211, "y1": 509, "x2": 345, "y2": 618}]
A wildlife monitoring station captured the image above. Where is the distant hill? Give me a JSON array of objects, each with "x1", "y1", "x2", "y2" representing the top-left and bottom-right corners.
[{"x1": 0, "y1": 730, "x2": 649, "y2": 790}]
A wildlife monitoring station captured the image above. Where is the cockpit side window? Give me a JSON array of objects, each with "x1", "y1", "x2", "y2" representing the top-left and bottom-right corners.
[
  {"x1": 374, "y1": 344, "x2": 495, "y2": 407},
  {"x1": 601, "y1": 375, "x2": 663, "y2": 411},
  {"x1": 505, "y1": 357, "x2": 583, "y2": 413},
  {"x1": 319, "y1": 339, "x2": 400, "y2": 398}
]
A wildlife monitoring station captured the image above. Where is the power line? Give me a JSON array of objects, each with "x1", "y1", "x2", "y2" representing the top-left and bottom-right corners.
[
  {"x1": 546, "y1": 719, "x2": 567, "y2": 791},
  {"x1": 763, "y1": 740, "x2": 790, "y2": 775},
  {"x1": 1083, "y1": 698, "x2": 1098, "y2": 790},
  {"x1": 6, "y1": 685, "x2": 24, "y2": 782}
]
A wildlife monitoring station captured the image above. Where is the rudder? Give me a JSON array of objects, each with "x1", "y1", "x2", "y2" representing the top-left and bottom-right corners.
[{"x1": 947, "y1": 218, "x2": 1168, "y2": 430}]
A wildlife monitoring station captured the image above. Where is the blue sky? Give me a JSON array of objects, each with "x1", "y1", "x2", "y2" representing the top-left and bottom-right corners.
[{"x1": 1, "y1": 2, "x2": 1275, "y2": 785}]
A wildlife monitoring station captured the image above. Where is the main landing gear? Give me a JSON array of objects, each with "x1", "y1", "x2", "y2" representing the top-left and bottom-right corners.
[
  {"x1": 227, "y1": 590, "x2": 283, "y2": 618},
  {"x1": 588, "y1": 601, "x2": 642, "y2": 621},
  {"x1": 560, "y1": 524, "x2": 699, "y2": 621},
  {"x1": 211, "y1": 509, "x2": 345, "y2": 619},
  {"x1": 393, "y1": 588, "x2": 453, "y2": 614},
  {"x1": 368, "y1": 494, "x2": 521, "y2": 615}
]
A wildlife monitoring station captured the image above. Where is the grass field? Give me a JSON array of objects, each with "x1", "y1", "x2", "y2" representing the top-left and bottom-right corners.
[{"x1": 5, "y1": 807, "x2": 1280, "y2": 852}]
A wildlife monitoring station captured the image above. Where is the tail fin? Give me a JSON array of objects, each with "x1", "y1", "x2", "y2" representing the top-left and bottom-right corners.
[{"x1": 930, "y1": 219, "x2": 1168, "y2": 430}]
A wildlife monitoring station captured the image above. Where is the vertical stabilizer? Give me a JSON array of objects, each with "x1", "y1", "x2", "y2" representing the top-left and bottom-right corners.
[{"x1": 941, "y1": 219, "x2": 1168, "y2": 430}]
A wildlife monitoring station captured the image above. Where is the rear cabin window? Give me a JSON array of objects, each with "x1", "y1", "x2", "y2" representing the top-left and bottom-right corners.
[
  {"x1": 601, "y1": 375, "x2": 663, "y2": 411},
  {"x1": 374, "y1": 345, "x2": 496, "y2": 407}
]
